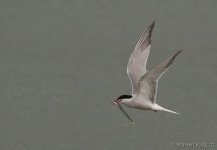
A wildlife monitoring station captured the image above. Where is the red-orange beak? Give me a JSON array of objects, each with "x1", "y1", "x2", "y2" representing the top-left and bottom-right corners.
[
  {"x1": 112, "y1": 101, "x2": 117, "y2": 105},
  {"x1": 112, "y1": 99, "x2": 121, "y2": 105}
]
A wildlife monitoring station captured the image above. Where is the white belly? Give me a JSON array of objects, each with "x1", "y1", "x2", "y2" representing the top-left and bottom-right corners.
[{"x1": 122, "y1": 98, "x2": 154, "y2": 110}]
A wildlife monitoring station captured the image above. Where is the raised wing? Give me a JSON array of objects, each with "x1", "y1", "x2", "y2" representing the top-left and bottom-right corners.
[
  {"x1": 127, "y1": 21, "x2": 155, "y2": 95},
  {"x1": 138, "y1": 50, "x2": 182, "y2": 103}
]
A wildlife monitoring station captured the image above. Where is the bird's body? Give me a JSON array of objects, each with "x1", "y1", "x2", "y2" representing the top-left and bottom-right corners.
[
  {"x1": 122, "y1": 96, "x2": 154, "y2": 110},
  {"x1": 112, "y1": 21, "x2": 182, "y2": 122},
  {"x1": 121, "y1": 96, "x2": 178, "y2": 113}
]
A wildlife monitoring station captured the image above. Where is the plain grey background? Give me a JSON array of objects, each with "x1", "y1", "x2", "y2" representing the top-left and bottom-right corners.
[{"x1": 0, "y1": 1, "x2": 217, "y2": 150}]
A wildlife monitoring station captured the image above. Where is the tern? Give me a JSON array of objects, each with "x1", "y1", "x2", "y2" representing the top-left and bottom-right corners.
[{"x1": 112, "y1": 21, "x2": 182, "y2": 123}]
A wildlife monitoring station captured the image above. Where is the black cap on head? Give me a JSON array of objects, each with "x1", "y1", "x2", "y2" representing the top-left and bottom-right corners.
[{"x1": 118, "y1": 95, "x2": 132, "y2": 99}]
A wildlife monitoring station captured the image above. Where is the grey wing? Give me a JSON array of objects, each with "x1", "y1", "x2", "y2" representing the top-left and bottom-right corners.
[
  {"x1": 138, "y1": 50, "x2": 182, "y2": 103},
  {"x1": 127, "y1": 21, "x2": 155, "y2": 95}
]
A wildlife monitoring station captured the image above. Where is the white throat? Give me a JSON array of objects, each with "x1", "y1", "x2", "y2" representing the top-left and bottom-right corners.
[{"x1": 121, "y1": 98, "x2": 134, "y2": 105}]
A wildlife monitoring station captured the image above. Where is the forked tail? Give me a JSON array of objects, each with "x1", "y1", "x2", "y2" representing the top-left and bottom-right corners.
[{"x1": 153, "y1": 104, "x2": 180, "y2": 115}]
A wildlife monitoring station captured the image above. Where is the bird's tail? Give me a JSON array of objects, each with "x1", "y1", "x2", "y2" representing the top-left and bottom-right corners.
[{"x1": 153, "y1": 104, "x2": 180, "y2": 115}]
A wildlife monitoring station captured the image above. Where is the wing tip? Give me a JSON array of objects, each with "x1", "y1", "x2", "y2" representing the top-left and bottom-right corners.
[
  {"x1": 134, "y1": 21, "x2": 156, "y2": 51},
  {"x1": 149, "y1": 21, "x2": 156, "y2": 30},
  {"x1": 167, "y1": 49, "x2": 183, "y2": 67},
  {"x1": 147, "y1": 21, "x2": 156, "y2": 42},
  {"x1": 174, "y1": 49, "x2": 183, "y2": 57},
  {"x1": 147, "y1": 21, "x2": 156, "y2": 35},
  {"x1": 177, "y1": 49, "x2": 183, "y2": 54}
]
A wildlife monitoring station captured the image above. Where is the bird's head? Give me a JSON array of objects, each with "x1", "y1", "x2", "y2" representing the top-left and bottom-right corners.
[{"x1": 112, "y1": 95, "x2": 132, "y2": 105}]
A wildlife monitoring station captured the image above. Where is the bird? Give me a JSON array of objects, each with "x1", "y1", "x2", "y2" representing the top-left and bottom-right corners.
[{"x1": 112, "y1": 21, "x2": 182, "y2": 123}]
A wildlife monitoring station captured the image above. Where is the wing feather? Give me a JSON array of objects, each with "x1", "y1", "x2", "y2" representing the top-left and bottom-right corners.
[
  {"x1": 127, "y1": 21, "x2": 155, "y2": 95},
  {"x1": 138, "y1": 50, "x2": 182, "y2": 103}
]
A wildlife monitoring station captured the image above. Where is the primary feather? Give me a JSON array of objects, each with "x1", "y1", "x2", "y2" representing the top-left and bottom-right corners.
[
  {"x1": 138, "y1": 50, "x2": 183, "y2": 103},
  {"x1": 127, "y1": 21, "x2": 155, "y2": 95}
]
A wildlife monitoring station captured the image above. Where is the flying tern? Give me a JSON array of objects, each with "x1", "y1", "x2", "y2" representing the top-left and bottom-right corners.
[{"x1": 112, "y1": 21, "x2": 182, "y2": 123}]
